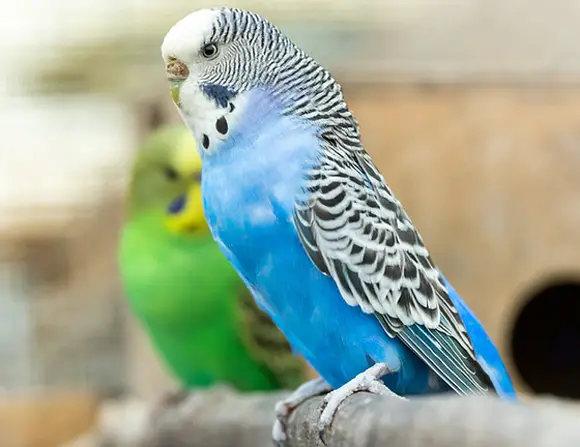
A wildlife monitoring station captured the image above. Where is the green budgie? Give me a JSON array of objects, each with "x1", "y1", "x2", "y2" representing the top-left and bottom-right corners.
[{"x1": 119, "y1": 125, "x2": 305, "y2": 391}]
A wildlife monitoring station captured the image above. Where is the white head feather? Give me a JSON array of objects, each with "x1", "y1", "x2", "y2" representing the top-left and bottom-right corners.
[
  {"x1": 161, "y1": 9, "x2": 220, "y2": 67},
  {"x1": 161, "y1": 9, "x2": 241, "y2": 156}
]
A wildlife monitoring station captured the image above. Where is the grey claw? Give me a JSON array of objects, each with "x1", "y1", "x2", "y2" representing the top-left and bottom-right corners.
[
  {"x1": 318, "y1": 428, "x2": 328, "y2": 445},
  {"x1": 272, "y1": 377, "x2": 332, "y2": 446},
  {"x1": 317, "y1": 399, "x2": 330, "y2": 444}
]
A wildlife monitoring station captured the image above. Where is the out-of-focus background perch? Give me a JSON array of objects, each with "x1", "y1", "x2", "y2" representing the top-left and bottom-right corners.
[{"x1": 62, "y1": 388, "x2": 580, "y2": 447}]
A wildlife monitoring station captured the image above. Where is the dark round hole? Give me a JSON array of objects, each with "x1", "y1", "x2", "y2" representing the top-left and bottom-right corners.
[{"x1": 510, "y1": 280, "x2": 580, "y2": 399}]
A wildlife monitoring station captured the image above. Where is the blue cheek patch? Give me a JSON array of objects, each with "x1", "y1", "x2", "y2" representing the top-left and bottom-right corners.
[
  {"x1": 167, "y1": 194, "x2": 187, "y2": 215},
  {"x1": 200, "y1": 84, "x2": 237, "y2": 108}
]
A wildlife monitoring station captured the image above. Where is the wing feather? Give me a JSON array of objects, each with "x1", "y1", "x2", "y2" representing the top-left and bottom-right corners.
[
  {"x1": 293, "y1": 132, "x2": 495, "y2": 395},
  {"x1": 237, "y1": 285, "x2": 305, "y2": 389}
]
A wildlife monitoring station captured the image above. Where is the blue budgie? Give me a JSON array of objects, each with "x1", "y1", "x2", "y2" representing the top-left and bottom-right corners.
[{"x1": 161, "y1": 7, "x2": 517, "y2": 443}]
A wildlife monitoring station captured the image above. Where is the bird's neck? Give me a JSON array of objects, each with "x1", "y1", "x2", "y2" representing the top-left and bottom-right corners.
[{"x1": 202, "y1": 89, "x2": 323, "y2": 209}]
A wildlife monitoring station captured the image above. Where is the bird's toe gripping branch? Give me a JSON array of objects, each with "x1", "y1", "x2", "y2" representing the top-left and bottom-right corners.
[
  {"x1": 318, "y1": 362, "x2": 406, "y2": 444},
  {"x1": 273, "y1": 377, "x2": 332, "y2": 446}
]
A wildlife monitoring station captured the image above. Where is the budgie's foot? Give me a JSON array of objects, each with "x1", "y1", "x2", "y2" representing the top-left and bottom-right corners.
[
  {"x1": 272, "y1": 377, "x2": 332, "y2": 446},
  {"x1": 318, "y1": 362, "x2": 404, "y2": 444}
]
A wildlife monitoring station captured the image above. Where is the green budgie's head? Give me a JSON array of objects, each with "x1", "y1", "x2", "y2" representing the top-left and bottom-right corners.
[{"x1": 127, "y1": 125, "x2": 208, "y2": 235}]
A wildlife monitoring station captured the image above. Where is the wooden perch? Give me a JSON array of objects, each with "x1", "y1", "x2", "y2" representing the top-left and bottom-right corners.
[{"x1": 65, "y1": 386, "x2": 580, "y2": 447}]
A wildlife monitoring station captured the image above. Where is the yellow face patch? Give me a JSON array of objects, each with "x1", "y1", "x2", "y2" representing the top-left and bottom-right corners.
[
  {"x1": 164, "y1": 183, "x2": 207, "y2": 235},
  {"x1": 164, "y1": 132, "x2": 206, "y2": 235},
  {"x1": 172, "y1": 131, "x2": 201, "y2": 175}
]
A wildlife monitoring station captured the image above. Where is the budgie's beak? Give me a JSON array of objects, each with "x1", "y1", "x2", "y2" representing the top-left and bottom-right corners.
[
  {"x1": 170, "y1": 83, "x2": 181, "y2": 106},
  {"x1": 166, "y1": 57, "x2": 189, "y2": 106}
]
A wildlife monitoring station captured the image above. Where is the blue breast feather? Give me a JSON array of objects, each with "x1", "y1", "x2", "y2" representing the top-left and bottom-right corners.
[{"x1": 200, "y1": 88, "x2": 516, "y2": 398}]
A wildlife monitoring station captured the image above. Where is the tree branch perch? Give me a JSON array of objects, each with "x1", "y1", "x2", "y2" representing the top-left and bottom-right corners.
[{"x1": 65, "y1": 387, "x2": 580, "y2": 447}]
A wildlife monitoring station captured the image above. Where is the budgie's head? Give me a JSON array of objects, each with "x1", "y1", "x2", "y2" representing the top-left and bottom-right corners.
[
  {"x1": 161, "y1": 8, "x2": 352, "y2": 156},
  {"x1": 127, "y1": 125, "x2": 208, "y2": 235}
]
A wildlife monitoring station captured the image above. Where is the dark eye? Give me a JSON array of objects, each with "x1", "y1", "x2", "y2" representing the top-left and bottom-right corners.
[
  {"x1": 201, "y1": 43, "x2": 219, "y2": 59},
  {"x1": 163, "y1": 166, "x2": 179, "y2": 181}
]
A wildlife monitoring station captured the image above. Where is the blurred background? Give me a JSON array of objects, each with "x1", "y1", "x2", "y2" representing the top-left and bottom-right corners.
[{"x1": 2, "y1": 0, "x2": 580, "y2": 445}]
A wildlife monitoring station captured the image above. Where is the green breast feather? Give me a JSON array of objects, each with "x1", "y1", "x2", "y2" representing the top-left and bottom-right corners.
[{"x1": 121, "y1": 217, "x2": 305, "y2": 391}]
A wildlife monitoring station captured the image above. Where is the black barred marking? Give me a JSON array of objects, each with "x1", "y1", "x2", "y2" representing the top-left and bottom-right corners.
[
  {"x1": 236, "y1": 284, "x2": 304, "y2": 389},
  {"x1": 398, "y1": 226, "x2": 418, "y2": 245}
]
